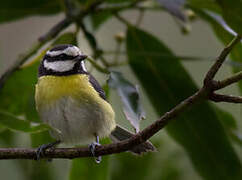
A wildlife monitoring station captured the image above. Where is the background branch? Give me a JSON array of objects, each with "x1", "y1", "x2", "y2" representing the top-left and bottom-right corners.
[
  {"x1": 204, "y1": 35, "x2": 241, "y2": 85},
  {"x1": 213, "y1": 71, "x2": 242, "y2": 90},
  {"x1": 209, "y1": 93, "x2": 242, "y2": 103}
]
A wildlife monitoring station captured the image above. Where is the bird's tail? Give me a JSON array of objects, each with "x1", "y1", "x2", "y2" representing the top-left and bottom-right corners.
[{"x1": 110, "y1": 125, "x2": 156, "y2": 155}]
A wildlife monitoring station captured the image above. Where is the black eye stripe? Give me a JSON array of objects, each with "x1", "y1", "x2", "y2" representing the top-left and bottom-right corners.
[{"x1": 44, "y1": 54, "x2": 77, "y2": 61}]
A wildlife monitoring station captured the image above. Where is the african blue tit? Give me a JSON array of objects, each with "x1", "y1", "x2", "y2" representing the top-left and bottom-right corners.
[
  {"x1": 35, "y1": 44, "x2": 154, "y2": 162},
  {"x1": 35, "y1": 44, "x2": 115, "y2": 162}
]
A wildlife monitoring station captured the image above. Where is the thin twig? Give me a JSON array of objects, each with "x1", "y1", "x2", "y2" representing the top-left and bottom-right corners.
[
  {"x1": 204, "y1": 35, "x2": 242, "y2": 86},
  {"x1": 63, "y1": 0, "x2": 78, "y2": 17},
  {"x1": 213, "y1": 71, "x2": 242, "y2": 90},
  {"x1": 115, "y1": 13, "x2": 132, "y2": 26},
  {"x1": 209, "y1": 93, "x2": 242, "y2": 103}
]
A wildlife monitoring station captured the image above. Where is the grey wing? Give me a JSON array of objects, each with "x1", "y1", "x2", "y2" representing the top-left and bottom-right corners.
[
  {"x1": 110, "y1": 125, "x2": 156, "y2": 155},
  {"x1": 88, "y1": 73, "x2": 107, "y2": 100}
]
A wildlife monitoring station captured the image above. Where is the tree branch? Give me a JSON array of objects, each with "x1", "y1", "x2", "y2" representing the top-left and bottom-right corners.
[
  {"x1": 209, "y1": 93, "x2": 242, "y2": 103},
  {"x1": 204, "y1": 35, "x2": 241, "y2": 85},
  {"x1": 213, "y1": 71, "x2": 242, "y2": 90}
]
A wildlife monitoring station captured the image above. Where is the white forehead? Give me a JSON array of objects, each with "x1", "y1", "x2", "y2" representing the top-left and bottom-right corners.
[
  {"x1": 44, "y1": 60, "x2": 76, "y2": 72},
  {"x1": 46, "y1": 46, "x2": 81, "y2": 57},
  {"x1": 43, "y1": 59, "x2": 87, "y2": 73}
]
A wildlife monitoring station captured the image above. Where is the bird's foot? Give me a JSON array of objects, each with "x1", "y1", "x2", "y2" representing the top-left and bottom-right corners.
[
  {"x1": 89, "y1": 142, "x2": 102, "y2": 164},
  {"x1": 35, "y1": 140, "x2": 61, "y2": 161}
]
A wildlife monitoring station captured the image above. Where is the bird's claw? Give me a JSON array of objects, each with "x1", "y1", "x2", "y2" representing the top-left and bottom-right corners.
[
  {"x1": 89, "y1": 142, "x2": 102, "y2": 163},
  {"x1": 35, "y1": 140, "x2": 60, "y2": 161},
  {"x1": 36, "y1": 144, "x2": 49, "y2": 161}
]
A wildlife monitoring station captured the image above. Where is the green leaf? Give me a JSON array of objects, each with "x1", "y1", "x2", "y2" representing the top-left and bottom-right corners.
[
  {"x1": 157, "y1": 0, "x2": 187, "y2": 21},
  {"x1": 0, "y1": 129, "x2": 14, "y2": 146},
  {"x1": 108, "y1": 71, "x2": 145, "y2": 132},
  {"x1": 187, "y1": 0, "x2": 222, "y2": 13},
  {"x1": 230, "y1": 131, "x2": 242, "y2": 146},
  {"x1": 0, "y1": 110, "x2": 50, "y2": 133},
  {"x1": 29, "y1": 128, "x2": 55, "y2": 180},
  {"x1": 0, "y1": 122, "x2": 6, "y2": 132},
  {"x1": 111, "y1": 152, "x2": 153, "y2": 180},
  {"x1": 69, "y1": 157, "x2": 110, "y2": 180},
  {"x1": 214, "y1": 107, "x2": 237, "y2": 130},
  {"x1": 0, "y1": 62, "x2": 39, "y2": 116},
  {"x1": 30, "y1": 131, "x2": 54, "y2": 147},
  {"x1": 216, "y1": 0, "x2": 242, "y2": 35},
  {"x1": 29, "y1": 161, "x2": 55, "y2": 180},
  {"x1": 126, "y1": 27, "x2": 242, "y2": 180},
  {"x1": 91, "y1": 11, "x2": 113, "y2": 30},
  {"x1": 214, "y1": 107, "x2": 242, "y2": 146},
  {"x1": 52, "y1": 32, "x2": 77, "y2": 45},
  {"x1": 0, "y1": 0, "x2": 62, "y2": 23},
  {"x1": 111, "y1": 144, "x2": 183, "y2": 180}
]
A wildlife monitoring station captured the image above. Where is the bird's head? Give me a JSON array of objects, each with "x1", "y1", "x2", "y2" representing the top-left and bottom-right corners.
[{"x1": 39, "y1": 44, "x2": 87, "y2": 76}]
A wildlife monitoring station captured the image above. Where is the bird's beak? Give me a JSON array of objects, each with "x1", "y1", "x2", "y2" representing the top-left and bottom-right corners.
[{"x1": 75, "y1": 54, "x2": 87, "y2": 61}]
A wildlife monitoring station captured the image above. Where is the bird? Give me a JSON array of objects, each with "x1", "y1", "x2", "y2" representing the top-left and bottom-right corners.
[{"x1": 35, "y1": 44, "x2": 155, "y2": 163}]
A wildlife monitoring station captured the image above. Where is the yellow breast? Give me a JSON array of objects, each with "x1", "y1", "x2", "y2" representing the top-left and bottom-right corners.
[{"x1": 35, "y1": 74, "x2": 102, "y2": 108}]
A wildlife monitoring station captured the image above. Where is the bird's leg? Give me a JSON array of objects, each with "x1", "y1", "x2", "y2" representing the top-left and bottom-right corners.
[
  {"x1": 89, "y1": 135, "x2": 102, "y2": 163},
  {"x1": 36, "y1": 140, "x2": 61, "y2": 161}
]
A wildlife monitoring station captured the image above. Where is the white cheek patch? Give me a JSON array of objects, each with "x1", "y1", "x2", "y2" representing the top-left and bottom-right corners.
[
  {"x1": 47, "y1": 46, "x2": 81, "y2": 57},
  {"x1": 44, "y1": 60, "x2": 76, "y2": 72}
]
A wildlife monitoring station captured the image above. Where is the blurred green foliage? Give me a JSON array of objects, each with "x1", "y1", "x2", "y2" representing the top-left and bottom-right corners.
[
  {"x1": 0, "y1": 0, "x2": 242, "y2": 180},
  {"x1": 126, "y1": 26, "x2": 242, "y2": 180}
]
